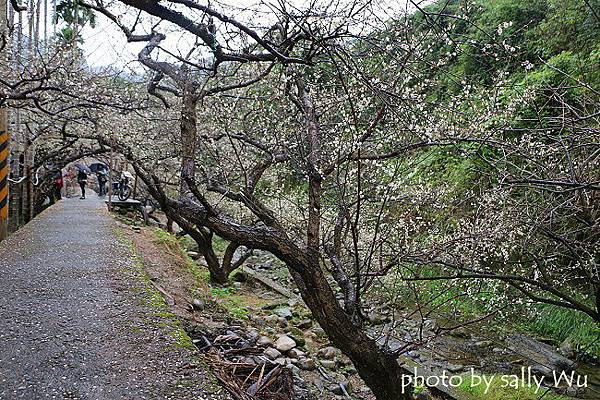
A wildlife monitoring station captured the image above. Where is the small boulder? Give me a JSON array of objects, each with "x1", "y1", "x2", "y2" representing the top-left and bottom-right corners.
[
  {"x1": 275, "y1": 335, "x2": 297, "y2": 352},
  {"x1": 191, "y1": 299, "x2": 205, "y2": 311},
  {"x1": 288, "y1": 348, "x2": 305, "y2": 358},
  {"x1": 318, "y1": 346, "x2": 339, "y2": 360},
  {"x1": 330, "y1": 381, "x2": 352, "y2": 395},
  {"x1": 295, "y1": 319, "x2": 313, "y2": 329},
  {"x1": 320, "y1": 359, "x2": 336, "y2": 370},
  {"x1": 298, "y1": 358, "x2": 316, "y2": 370},
  {"x1": 264, "y1": 347, "x2": 282, "y2": 360},
  {"x1": 275, "y1": 307, "x2": 293, "y2": 319},
  {"x1": 257, "y1": 336, "x2": 273, "y2": 347}
]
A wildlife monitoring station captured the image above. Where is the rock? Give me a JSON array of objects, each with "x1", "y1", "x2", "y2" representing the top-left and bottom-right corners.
[
  {"x1": 493, "y1": 347, "x2": 504, "y2": 354},
  {"x1": 367, "y1": 311, "x2": 387, "y2": 325},
  {"x1": 559, "y1": 337, "x2": 575, "y2": 359},
  {"x1": 264, "y1": 347, "x2": 282, "y2": 360},
  {"x1": 286, "y1": 364, "x2": 301, "y2": 376},
  {"x1": 344, "y1": 365, "x2": 357, "y2": 375},
  {"x1": 320, "y1": 359, "x2": 336, "y2": 370},
  {"x1": 275, "y1": 335, "x2": 297, "y2": 352},
  {"x1": 295, "y1": 319, "x2": 313, "y2": 329},
  {"x1": 288, "y1": 348, "x2": 305, "y2": 358},
  {"x1": 257, "y1": 336, "x2": 273, "y2": 347},
  {"x1": 330, "y1": 381, "x2": 351, "y2": 395},
  {"x1": 474, "y1": 340, "x2": 494, "y2": 348},
  {"x1": 423, "y1": 319, "x2": 436, "y2": 331},
  {"x1": 277, "y1": 317, "x2": 289, "y2": 328},
  {"x1": 507, "y1": 334, "x2": 576, "y2": 373},
  {"x1": 298, "y1": 358, "x2": 316, "y2": 370},
  {"x1": 191, "y1": 299, "x2": 205, "y2": 311},
  {"x1": 532, "y1": 364, "x2": 554, "y2": 378},
  {"x1": 285, "y1": 327, "x2": 306, "y2": 347},
  {"x1": 274, "y1": 357, "x2": 286, "y2": 365},
  {"x1": 246, "y1": 329, "x2": 259, "y2": 342},
  {"x1": 233, "y1": 282, "x2": 242, "y2": 289},
  {"x1": 446, "y1": 364, "x2": 464, "y2": 373},
  {"x1": 187, "y1": 251, "x2": 199, "y2": 259},
  {"x1": 311, "y1": 326, "x2": 326, "y2": 337},
  {"x1": 264, "y1": 314, "x2": 279, "y2": 324},
  {"x1": 317, "y1": 346, "x2": 339, "y2": 360},
  {"x1": 312, "y1": 378, "x2": 325, "y2": 391},
  {"x1": 448, "y1": 327, "x2": 471, "y2": 339},
  {"x1": 275, "y1": 307, "x2": 293, "y2": 319}
]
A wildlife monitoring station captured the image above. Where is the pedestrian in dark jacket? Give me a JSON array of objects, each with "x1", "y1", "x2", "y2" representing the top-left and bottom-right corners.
[{"x1": 77, "y1": 169, "x2": 88, "y2": 199}]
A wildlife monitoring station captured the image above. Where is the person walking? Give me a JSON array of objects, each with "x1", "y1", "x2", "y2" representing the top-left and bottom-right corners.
[
  {"x1": 96, "y1": 168, "x2": 108, "y2": 196},
  {"x1": 53, "y1": 170, "x2": 63, "y2": 202},
  {"x1": 77, "y1": 168, "x2": 88, "y2": 199}
]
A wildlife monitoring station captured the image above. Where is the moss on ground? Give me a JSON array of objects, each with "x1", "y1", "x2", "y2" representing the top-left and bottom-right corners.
[{"x1": 114, "y1": 228, "x2": 195, "y2": 350}]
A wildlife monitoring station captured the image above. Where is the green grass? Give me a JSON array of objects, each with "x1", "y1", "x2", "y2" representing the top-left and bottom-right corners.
[
  {"x1": 209, "y1": 287, "x2": 248, "y2": 320},
  {"x1": 459, "y1": 375, "x2": 568, "y2": 400},
  {"x1": 526, "y1": 305, "x2": 600, "y2": 357}
]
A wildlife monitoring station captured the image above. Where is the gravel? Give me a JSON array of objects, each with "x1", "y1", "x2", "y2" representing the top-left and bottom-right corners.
[{"x1": 0, "y1": 197, "x2": 231, "y2": 400}]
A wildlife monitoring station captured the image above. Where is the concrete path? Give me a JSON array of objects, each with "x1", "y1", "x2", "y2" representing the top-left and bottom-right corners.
[{"x1": 0, "y1": 197, "x2": 228, "y2": 400}]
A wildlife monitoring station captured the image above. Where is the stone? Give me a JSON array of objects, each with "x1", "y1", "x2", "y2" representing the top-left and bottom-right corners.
[
  {"x1": 320, "y1": 359, "x2": 336, "y2": 370},
  {"x1": 422, "y1": 319, "x2": 436, "y2": 331},
  {"x1": 187, "y1": 251, "x2": 199, "y2": 259},
  {"x1": 288, "y1": 348, "x2": 305, "y2": 358},
  {"x1": 285, "y1": 327, "x2": 306, "y2": 347},
  {"x1": 318, "y1": 346, "x2": 339, "y2": 360},
  {"x1": 446, "y1": 364, "x2": 464, "y2": 373},
  {"x1": 298, "y1": 358, "x2": 316, "y2": 370},
  {"x1": 191, "y1": 299, "x2": 205, "y2": 311},
  {"x1": 344, "y1": 365, "x2": 357, "y2": 375},
  {"x1": 448, "y1": 327, "x2": 471, "y2": 339},
  {"x1": 311, "y1": 326, "x2": 326, "y2": 337},
  {"x1": 264, "y1": 314, "x2": 279, "y2": 324},
  {"x1": 330, "y1": 381, "x2": 351, "y2": 395},
  {"x1": 274, "y1": 335, "x2": 297, "y2": 352},
  {"x1": 274, "y1": 357, "x2": 286, "y2": 365},
  {"x1": 507, "y1": 334, "x2": 576, "y2": 373},
  {"x1": 275, "y1": 307, "x2": 293, "y2": 319},
  {"x1": 474, "y1": 340, "x2": 494, "y2": 348},
  {"x1": 264, "y1": 347, "x2": 282, "y2": 360},
  {"x1": 559, "y1": 337, "x2": 575, "y2": 359},
  {"x1": 233, "y1": 282, "x2": 242, "y2": 289},
  {"x1": 257, "y1": 336, "x2": 273, "y2": 347},
  {"x1": 295, "y1": 319, "x2": 313, "y2": 329}
]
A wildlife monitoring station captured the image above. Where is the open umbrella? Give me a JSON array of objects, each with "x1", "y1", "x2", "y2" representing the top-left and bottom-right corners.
[
  {"x1": 74, "y1": 163, "x2": 91, "y2": 173},
  {"x1": 89, "y1": 162, "x2": 108, "y2": 173}
]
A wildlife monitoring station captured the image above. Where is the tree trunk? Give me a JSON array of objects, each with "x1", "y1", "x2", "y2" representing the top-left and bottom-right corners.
[
  {"x1": 290, "y1": 264, "x2": 412, "y2": 400},
  {"x1": 179, "y1": 86, "x2": 197, "y2": 197}
]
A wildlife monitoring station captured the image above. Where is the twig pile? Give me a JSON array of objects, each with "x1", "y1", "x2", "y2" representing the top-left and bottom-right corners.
[{"x1": 199, "y1": 333, "x2": 295, "y2": 400}]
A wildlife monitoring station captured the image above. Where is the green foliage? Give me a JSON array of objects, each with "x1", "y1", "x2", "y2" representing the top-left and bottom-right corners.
[
  {"x1": 209, "y1": 287, "x2": 248, "y2": 319},
  {"x1": 528, "y1": 305, "x2": 600, "y2": 357}
]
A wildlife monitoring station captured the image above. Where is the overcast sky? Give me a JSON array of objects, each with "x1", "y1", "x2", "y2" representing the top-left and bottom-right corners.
[{"x1": 79, "y1": 0, "x2": 412, "y2": 73}]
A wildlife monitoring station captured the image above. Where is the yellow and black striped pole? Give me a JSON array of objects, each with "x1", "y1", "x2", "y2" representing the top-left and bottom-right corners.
[{"x1": 0, "y1": 108, "x2": 8, "y2": 240}]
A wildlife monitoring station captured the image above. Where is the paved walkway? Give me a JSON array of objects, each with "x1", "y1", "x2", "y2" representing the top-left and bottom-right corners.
[{"x1": 0, "y1": 197, "x2": 227, "y2": 400}]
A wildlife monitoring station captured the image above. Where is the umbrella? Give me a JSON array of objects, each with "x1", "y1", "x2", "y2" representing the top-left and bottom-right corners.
[
  {"x1": 89, "y1": 162, "x2": 108, "y2": 172},
  {"x1": 74, "y1": 163, "x2": 91, "y2": 173}
]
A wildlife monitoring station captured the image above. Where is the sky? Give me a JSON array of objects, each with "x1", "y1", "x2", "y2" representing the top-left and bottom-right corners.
[{"x1": 78, "y1": 0, "x2": 413, "y2": 73}]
